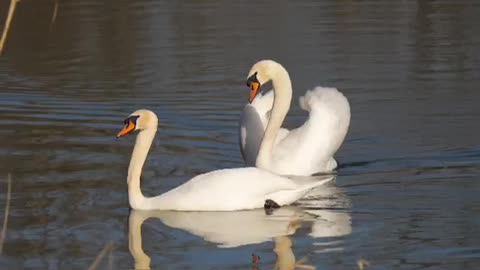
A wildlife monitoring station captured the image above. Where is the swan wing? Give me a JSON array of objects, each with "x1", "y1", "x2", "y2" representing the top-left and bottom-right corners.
[
  {"x1": 239, "y1": 105, "x2": 265, "y2": 166},
  {"x1": 149, "y1": 167, "x2": 333, "y2": 211},
  {"x1": 239, "y1": 90, "x2": 274, "y2": 165},
  {"x1": 239, "y1": 90, "x2": 290, "y2": 166},
  {"x1": 271, "y1": 87, "x2": 351, "y2": 175}
]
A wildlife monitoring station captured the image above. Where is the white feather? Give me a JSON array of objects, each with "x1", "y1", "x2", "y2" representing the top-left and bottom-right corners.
[
  {"x1": 240, "y1": 60, "x2": 351, "y2": 176},
  {"x1": 122, "y1": 109, "x2": 334, "y2": 211}
]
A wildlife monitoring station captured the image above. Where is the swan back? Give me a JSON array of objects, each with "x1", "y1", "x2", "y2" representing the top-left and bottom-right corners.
[
  {"x1": 298, "y1": 86, "x2": 351, "y2": 158},
  {"x1": 143, "y1": 167, "x2": 333, "y2": 211}
]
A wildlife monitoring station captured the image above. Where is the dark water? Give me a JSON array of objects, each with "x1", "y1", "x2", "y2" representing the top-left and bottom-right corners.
[{"x1": 1, "y1": 0, "x2": 480, "y2": 269}]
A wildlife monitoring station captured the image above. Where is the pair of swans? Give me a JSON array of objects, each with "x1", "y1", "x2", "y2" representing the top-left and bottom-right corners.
[{"x1": 118, "y1": 60, "x2": 350, "y2": 211}]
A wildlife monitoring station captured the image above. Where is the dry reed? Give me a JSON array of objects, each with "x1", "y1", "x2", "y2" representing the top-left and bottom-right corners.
[
  {"x1": 87, "y1": 241, "x2": 114, "y2": 270},
  {"x1": 50, "y1": 0, "x2": 59, "y2": 28},
  {"x1": 0, "y1": 173, "x2": 12, "y2": 254},
  {"x1": 0, "y1": 0, "x2": 20, "y2": 55}
]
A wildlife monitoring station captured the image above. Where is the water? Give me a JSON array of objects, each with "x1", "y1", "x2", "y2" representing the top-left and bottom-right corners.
[{"x1": 0, "y1": 0, "x2": 479, "y2": 269}]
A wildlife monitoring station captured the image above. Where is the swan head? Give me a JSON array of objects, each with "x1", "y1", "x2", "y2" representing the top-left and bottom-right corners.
[
  {"x1": 246, "y1": 60, "x2": 285, "y2": 103},
  {"x1": 117, "y1": 109, "x2": 158, "y2": 138}
]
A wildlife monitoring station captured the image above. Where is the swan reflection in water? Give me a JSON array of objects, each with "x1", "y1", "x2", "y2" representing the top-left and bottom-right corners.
[{"x1": 128, "y1": 183, "x2": 351, "y2": 270}]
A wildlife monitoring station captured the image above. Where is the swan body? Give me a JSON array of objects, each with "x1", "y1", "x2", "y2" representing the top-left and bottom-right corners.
[
  {"x1": 118, "y1": 109, "x2": 333, "y2": 211},
  {"x1": 240, "y1": 60, "x2": 351, "y2": 176}
]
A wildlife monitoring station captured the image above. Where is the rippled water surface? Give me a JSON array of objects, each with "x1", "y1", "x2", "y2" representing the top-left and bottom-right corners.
[{"x1": 1, "y1": 0, "x2": 480, "y2": 269}]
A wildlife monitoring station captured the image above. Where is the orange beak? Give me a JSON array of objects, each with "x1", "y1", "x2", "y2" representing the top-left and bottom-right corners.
[
  {"x1": 249, "y1": 81, "x2": 260, "y2": 103},
  {"x1": 117, "y1": 120, "x2": 136, "y2": 138}
]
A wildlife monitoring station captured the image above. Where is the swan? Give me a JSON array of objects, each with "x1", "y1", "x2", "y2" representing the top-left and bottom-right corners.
[
  {"x1": 117, "y1": 109, "x2": 334, "y2": 211},
  {"x1": 240, "y1": 60, "x2": 351, "y2": 176}
]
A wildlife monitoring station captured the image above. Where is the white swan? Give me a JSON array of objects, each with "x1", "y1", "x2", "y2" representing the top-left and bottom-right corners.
[
  {"x1": 117, "y1": 109, "x2": 333, "y2": 211},
  {"x1": 240, "y1": 60, "x2": 351, "y2": 176}
]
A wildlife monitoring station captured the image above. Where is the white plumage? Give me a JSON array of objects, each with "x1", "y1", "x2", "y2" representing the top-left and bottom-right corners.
[
  {"x1": 118, "y1": 109, "x2": 333, "y2": 211},
  {"x1": 240, "y1": 60, "x2": 351, "y2": 176}
]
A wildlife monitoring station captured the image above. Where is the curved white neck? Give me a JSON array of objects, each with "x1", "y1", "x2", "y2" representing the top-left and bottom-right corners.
[
  {"x1": 256, "y1": 66, "x2": 292, "y2": 171},
  {"x1": 127, "y1": 128, "x2": 156, "y2": 209}
]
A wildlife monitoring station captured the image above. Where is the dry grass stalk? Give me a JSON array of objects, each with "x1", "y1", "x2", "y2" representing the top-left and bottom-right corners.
[
  {"x1": 87, "y1": 241, "x2": 114, "y2": 270},
  {"x1": 0, "y1": 0, "x2": 20, "y2": 55},
  {"x1": 108, "y1": 244, "x2": 114, "y2": 270},
  {"x1": 50, "y1": 0, "x2": 59, "y2": 28},
  {"x1": 0, "y1": 173, "x2": 12, "y2": 254}
]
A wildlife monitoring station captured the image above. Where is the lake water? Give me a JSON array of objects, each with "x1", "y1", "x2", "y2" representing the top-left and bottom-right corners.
[{"x1": 1, "y1": 0, "x2": 479, "y2": 269}]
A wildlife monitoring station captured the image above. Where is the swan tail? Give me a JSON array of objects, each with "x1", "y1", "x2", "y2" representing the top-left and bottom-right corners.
[
  {"x1": 296, "y1": 87, "x2": 351, "y2": 173},
  {"x1": 294, "y1": 175, "x2": 335, "y2": 202},
  {"x1": 302, "y1": 175, "x2": 335, "y2": 190},
  {"x1": 298, "y1": 86, "x2": 351, "y2": 146},
  {"x1": 299, "y1": 87, "x2": 350, "y2": 115},
  {"x1": 267, "y1": 175, "x2": 335, "y2": 206}
]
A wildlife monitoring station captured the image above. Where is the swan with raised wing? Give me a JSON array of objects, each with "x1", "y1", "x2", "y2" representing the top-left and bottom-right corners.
[
  {"x1": 117, "y1": 109, "x2": 333, "y2": 211},
  {"x1": 240, "y1": 60, "x2": 351, "y2": 176}
]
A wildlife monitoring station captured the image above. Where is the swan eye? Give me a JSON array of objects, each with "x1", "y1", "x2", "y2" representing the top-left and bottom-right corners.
[
  {"x1": 126, "y1": 115, "x2": 140, "y2": 124},
  {"x1": 117, "y1": 115, "x2": 140, "y2": 138},
  {"x1": 246, "y1": 72, "x2": 259, "y2": 87},
  {"x1": 247, "y1": 72, "x2": 261, "y2": 103},
  {"x1": 122, "y1": 115, "x2": 140, "y2": 126}
]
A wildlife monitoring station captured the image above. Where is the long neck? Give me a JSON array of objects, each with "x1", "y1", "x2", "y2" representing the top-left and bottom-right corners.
[
  {"x1": 256, "y1": 67, "x2": 292, "y2": 170},
  {"x1": 127, "y1": 128, "x2": 156, "y2": 209}
]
